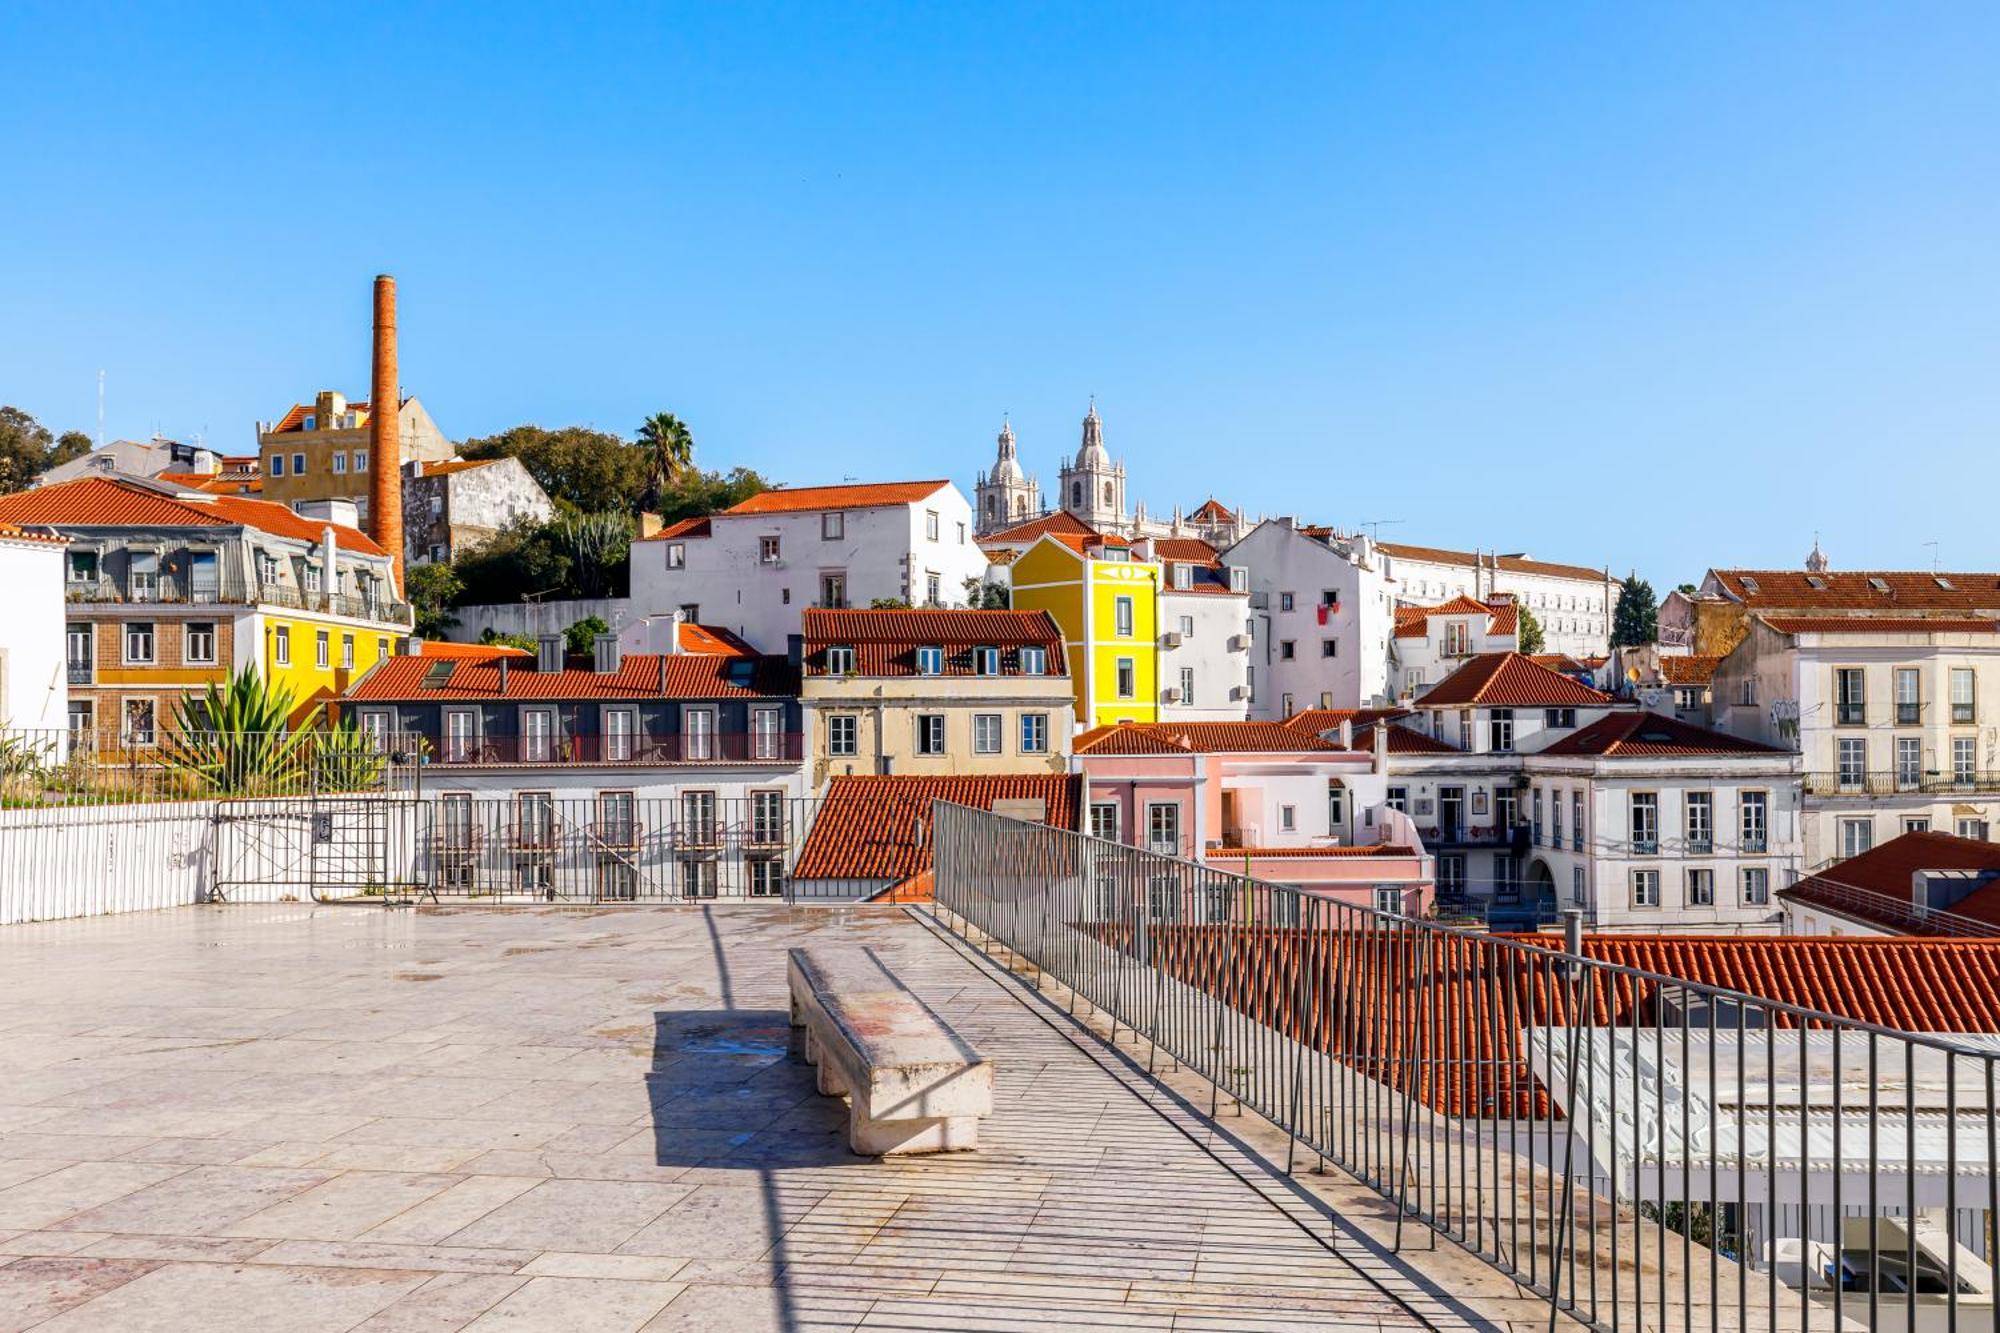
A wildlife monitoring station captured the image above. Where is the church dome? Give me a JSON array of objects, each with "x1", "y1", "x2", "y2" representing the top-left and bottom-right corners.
[
  {"x1": 1075, "y1": 399, "x2": 1110, "y2": 470},
  {"x1": 989, "y1": 419, "x2": 1022, "y2": 484}
]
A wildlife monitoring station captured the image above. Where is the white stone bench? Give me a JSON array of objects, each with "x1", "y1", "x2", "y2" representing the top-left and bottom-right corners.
[{"x1": 787, "y1": 946, "x2": 993, "y2": 1156}]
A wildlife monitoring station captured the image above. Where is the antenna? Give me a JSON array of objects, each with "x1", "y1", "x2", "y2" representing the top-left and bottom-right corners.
[
  {"x1": 96, "y1": 370, "x2": 105, "y2": 447},
  {"x1": 1356, "y1": 518, "x2": 1405, "y2": 541},
  {"x1": 1923, "y1": 540, "x2": 1940, "y2": 573}
]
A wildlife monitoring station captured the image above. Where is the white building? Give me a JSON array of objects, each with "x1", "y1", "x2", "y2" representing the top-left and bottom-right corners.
[
  {"x1": 1375, "y1": 541, "x2": 1619, "y2": 659},
  {"x1": 1157, "y1": 538, "x2": 1251, "y2": 722},
  {"x1": 37, "y1": 437, "x2": 227, "y2": 487},
  {"x1": 0, "y1": 524, "x2": 68, "y2": 733},
  {"x1": 1709, "y1": 614, "x2": 2000, "y2": 869},
  {"x1": 629, "y1": 479, "x2": 987, "y2": 655},
  {"x1": 1226, "y1": 520, "x2": 1397, "y2": 714},
  {"x1": 1393, "y1": 595, "x2": 1520, "y2": 700}
]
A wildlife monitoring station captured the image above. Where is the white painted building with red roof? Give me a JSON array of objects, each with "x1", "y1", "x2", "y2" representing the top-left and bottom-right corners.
[
  {"x1": 630, "y1": 478, "x2": 984, "y2": 654},
  {"x1": 0, "y1": 522, "x2": 69, "y2": 733},
  {"x1": 1392, "y1": 594, "x2": 1521, "y2": 699}
]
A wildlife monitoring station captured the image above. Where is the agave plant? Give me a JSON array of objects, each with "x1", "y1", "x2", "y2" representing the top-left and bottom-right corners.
[
  {"x1": 162, "y1": 668, "x2": 322, "y2": 796},
  {"x1": 551, "y1": 511, "x2": 635, "y2": 600},
  {"x1": 309, "y1": 717, "x2": 390, "y2": 793}
]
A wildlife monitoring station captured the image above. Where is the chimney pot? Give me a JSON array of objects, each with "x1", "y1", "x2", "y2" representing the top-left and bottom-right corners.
[
  {"x1": 535, "y1": 633, "x2": 563, "y2": 673},
  {"x1": 593, "y1": 633, "x2": 622, "y2": 674}
]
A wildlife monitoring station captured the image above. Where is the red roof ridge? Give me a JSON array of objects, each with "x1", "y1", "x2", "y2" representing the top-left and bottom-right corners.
[{"x1": 1417, "y1": 652, "x2": 1613, "y2": 708}]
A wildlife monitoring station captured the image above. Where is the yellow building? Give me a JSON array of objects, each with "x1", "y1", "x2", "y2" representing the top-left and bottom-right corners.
[{"x1": 1008, "y1": 533, "x2": 1160, "y2": 728}]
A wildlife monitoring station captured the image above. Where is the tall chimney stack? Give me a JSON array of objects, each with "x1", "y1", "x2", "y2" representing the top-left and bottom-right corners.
[{"x1": 369, "y1": 274, "x2": 404, "y2": 590}]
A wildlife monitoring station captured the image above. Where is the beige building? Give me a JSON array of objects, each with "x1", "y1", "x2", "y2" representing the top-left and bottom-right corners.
[
  {"x1": 255, "y1": 391, "x2": 452, "y2": 521},
  {"x1": 794, "y1": 608, "x2": 1073, "y2": 790}
]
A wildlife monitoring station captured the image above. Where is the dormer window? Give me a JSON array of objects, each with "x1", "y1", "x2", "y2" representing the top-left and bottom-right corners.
[
  {"x1": 973, "y1": 647, "x2": 1000, "y2": 675},
  {"x1": 1172, "y1": 564, "x2": 1192, "y2": 590},
  {"x1": 916, "y1": 646, "x2": 944, "y2": 675},
  {"x1": 825, "y1": 646, "x2": 856, "y2": 675},
  {"x1": 1869, "y1": 577, "x2": 1891, "y2": 593},
  {"x1": 1018, "y1": 647, "x2": 1046, "y2": 676},
  {"x1": 303, "y1": 415, "x2": 316, "y2": 431}
]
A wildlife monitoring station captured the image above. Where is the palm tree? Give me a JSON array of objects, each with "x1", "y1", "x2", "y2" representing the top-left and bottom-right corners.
[
  {"x1": 635, "y1": 412, "x2": 694, "y2": 513},
  {"x1": 161, "y1": 668, "x2": 321, "y2": 796}
]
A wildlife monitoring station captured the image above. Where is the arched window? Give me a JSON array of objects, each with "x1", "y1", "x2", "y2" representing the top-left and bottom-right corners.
[
  {"x1": 1071, "y1": 481, "x2": 1083, "y2": 508},
  {"x1": 985, "y1": 495, "x2": 997, "y2": 518},
  {"x1": 1103, "y1": 481, "x2": 1114, "y2": 506},
  {"x1": 1015, "y1": 496, "x2": 1027, "y2": 516}
]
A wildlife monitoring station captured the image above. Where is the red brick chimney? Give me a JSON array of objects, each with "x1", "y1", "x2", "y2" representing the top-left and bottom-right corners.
[{"x1": 369, "y1": 274, "x2": 404, "y2": 590}]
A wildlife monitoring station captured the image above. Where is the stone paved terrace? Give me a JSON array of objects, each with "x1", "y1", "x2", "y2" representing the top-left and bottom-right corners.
[{"x1": 0, "y1": 904, "x2": 1569, "y2": 1331}]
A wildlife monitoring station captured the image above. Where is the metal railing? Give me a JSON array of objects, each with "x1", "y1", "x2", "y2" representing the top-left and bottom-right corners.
[
  {"x1": 931, "y1": 801, "x2": 2000, "y2": 1333},
  {"x1": 425, "y1": 730, "x2": 804, "y2": 767},
  {"x1": 1, "y1": 726, "x2": 402, "y2": 808},
  {"x1": 1806, "y1": 770, "x2": 2000, "y2": 797},
  {"x1": 1782, "y1": 875, "x2": 2000, "y2": 940}
]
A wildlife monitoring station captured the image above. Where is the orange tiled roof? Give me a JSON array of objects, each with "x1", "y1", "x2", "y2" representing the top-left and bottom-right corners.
[
  {"x1": 1484, "y1": 598, "x2": 1519, "y2": 637},
  {"x1": 269, "y1": 400, "x2": 373, "y2": 433},
  {"x1": 1779, "y1": 832, "x2": 2000, "y2": 933},
  {"x1": 0, "y1": 476, "x2": 385, "y2": 556},
  {"x1": 1659, "y1": 654, "x2": 1723, "y2": 685},
  {"x1": 640, "y1": 516, "x2": 712, "y2": 543},
  {"x1": 1075, "y1": 720, "x2": 1345, "y2": 755},
  {"x1": 1280, "y1": 707, "x2": 1409, "y2": 735},
  {"x1": 1759, "y1": 615, "x2": 1999, "y2": 636},
  {"x1": 801, "y1": 609, "x2": 1066, "y2": 677},
  {"x1": 722, "y1": 479, "x2": 950, "y2": 516},
  {"x1": 1527, "y1": 653, "x2": 1588, "y2": 673},
  {"x1": 979, "y1": 510, "x2": 1095, "y2": 545},
  {"x1": 1712, "y1": 568, "x2": 2000, "y2": 613},
  {"x1": 1535, "y1": 711, "x2": 1785, "y2": 758},
  {"x1": 416, "y1": 458, "x2": 501, "y2": 478},
  {"x1": 345, "y1": 652, "x2": 793, "y2": 701},
  {"x1": 0, "y1": 522, "x2": 68, "y2": 546},
  {"x1": 1378, "y1": 541, "x2": 1607, "y2": 585},
  {"x1": 158, "y1": 470, "x2": 264, "y2": 495},
  {"x1": 1417, "y1": 653, "x2": 1613, "y2": 708},
  {"x1": 1152, "y1": 537, "x2": 1221, "y2": 565},
  {"x1": 416, "y1": 641, "x2": 531, "y2": 661},
  {"x1": 677, "y1": 623, "x2": 758, "y2": 657},
  {"x1": 1353, "y1": 719, "x2": 1461, "y2": 755},
  {"x1": 1188, "y1": 498, "x2": 1236, "y2": 524},
  {"x1": 791, "y1": 774, "x2": 1082, "y2": 883}
]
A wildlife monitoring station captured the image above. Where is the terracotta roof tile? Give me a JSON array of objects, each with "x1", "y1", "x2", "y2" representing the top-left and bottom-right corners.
[
  {"x1": 1758, "y1": 615, "x2": 1998, "y2": 635},
  {"x1": 1280, "y1": 707, "x2": 1408, "y2": 735},
  {"x1": 1416, "y1": 653, "x2": 1614, "y2": 708},
  {"x1": 791, "y1": 774, "x2": 1082, "y2": 883},
  {"x1": 345, "y1": 652, "x2": 794, "y2": 701},
  {"x1": 1393, "y1": 595, "x2": 1519, "y2": 640},
  {"x1": 0, "y1": 476, "x2": 385, "y2": 556},
  {"x1": 722, "y1": 479, "x2": 950, "y2": 515},
  {"x1": 677, "y1": 623, "x2": 758, "y2": 657},
  {"x1": 640, "y1": 516, "x2": 712, "y2": 542},
  {"x1": 1777, "y1": 832, "x2": 2000, "y2": 934},
  {"x1": 1075, "y1": 720, "x2": 1345, "y2": 755},
  {"x1": 1534, "y1": 711, "x2": 1786, "y2": 758},
  {"x1": 1188, "y1": 498, "x2": 1236, "y2": 524},
  {"x1": 1659, "y1": 655, "x2": 1723, "y2": 685},
  {"x1": 978, "y1": 510, "x2": 1096, "y2": 545},
  {"x1": 0, "y1": 522, "x2": 69, "y2": 547},
  {"x1": 1353, "y1": 720, "x2": 1461, "y2": 754},
  {"x1": 1713, "y1": 568, "x2": 2000, "y2": 614},
  {"x1": 416, "y1": 641, "x2": 531, "y2": 660},
  {"x1": 1152, "y1": 537, "x2": 1221, "y2": 564},
  {"x1": 801, "y1": 609, "x2": 1066, "y2": 677},
  {"x1": 1379, "y1": 540, "x2": 1608, "y2": 585}
]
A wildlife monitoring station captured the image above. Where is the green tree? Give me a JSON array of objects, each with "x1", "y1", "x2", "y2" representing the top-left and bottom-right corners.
[
  {"x1": 48, "y1": 431, "x2": 92, "y2": 468},
  {"x1": 405, "y1": 562, "x2": 463, "y2": 638},
  {"x1": 460, "y1": 424, "x2": 648, "y2": 514},
  {"x1": 868, "y1": 597, "x2": 913, "y2": 610},
  {"x1": 962, "y1": 575, "x2": 1010, "y2": 609},
  {"x1": 1516, "y1": 604, "x2": 1545, "y2": 655},
  {"x1": 1676, "y1": 582, "x2": 1697, "y2": 596},
  {"x1": 565, "y1": 615, "x2": 611, "y2": 656},
  {"x1": 0, "y1": 406, "x2": 55, "y2": 493},
  {"x1": 636, "y1": 412, "x2": 695, "y2": 512},
  {"x1": 651, "y1": 466, "x2": 769, "y2": 526},
  {"x1": 452, "y1": 518, "x2": 575, "y2": 605},
  {"x1": 1610, "y1": 574, "x2": 1659, "y2": 648}
]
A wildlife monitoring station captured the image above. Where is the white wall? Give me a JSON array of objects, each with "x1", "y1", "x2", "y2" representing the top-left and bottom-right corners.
[
  {"x1": 1228, "y1": 522, "x2": 1392, "y2": 714},
  {"x1": 1396, "y1": 611, "x2": 1518, "y2": 699},
  {"x1": 1158, "y1": 588, "x2": 1251, "y2": 720},
  {"x1": 1384, "y1": 553, "x2": 1615, "y2": 658},
  {"x1": 0, "y1": 537, "x2": 67, "y2": 731},
  {"x1": 443, "y1": 597, "x2": 635, "y2": 645},
  {"x1": 630, "y1": 487, "x2": 986, "y2": 653}
]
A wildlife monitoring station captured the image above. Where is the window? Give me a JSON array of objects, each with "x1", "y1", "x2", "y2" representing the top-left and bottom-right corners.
[
  {"x1": 1895, "y1": 667, "x2": 1921, "y2": 724},
  {"x1": 1551, "y1": 790, "x2": 1564, "y2": 846},
  {"x1": 1374, "y1": 887, "x2": 1404, "y2": 916},
  {"x1": 1742, "y1": 867, "x2": 1769, "y2": 905},
  {"x1": 1532, "y1": 789, "x2": 1543, "y2": 845},
  {"x1": 1896, "y1": 737, "x2": 1922, "y2": 790},
  {"x1": 822, "y1": 512, "x2": 844, "y2": 540},
  {"x1": 824, "y1": 645, "x2": 856, "y2": 675},
  {"x1": 1444, "y1": 622, "x2": 1469, "y2": 656},
  {"x1": 915, "y1": 646, "x2": 944, "y2": 675},
  {"x1": 925, "y1": 572, "x2": 941, "y2": 606},
  {"x1": 376, "y1": 637, "x2": 389, "y2": 660},
  {"x1": 521, "y1": 707, "x2": 554, "y2": 762},
  {"x1": 604, "y1": 708, "x2": 635, "y2": 761},
  {"x1": 666, "y1": 543, "x2": 685, "y2": 570},
  {"x1": 123, "y1": 697, "x2": 156, "y2": 746},
  {"x1": 1959, "y1": 819, "x2": 1992, "y2": 842},
  {"x1": 1839, "y1": 818, "x2": 1873, "y2": 858},
  {"x1": 292, "y1": 452, "x2": 305, "y2": 475},
  {"x1": 925, "y1": 510, "x2": 940, "y2": 541},
  {"x1": 1279, "y1": 640, "x2": 1296, "y2": 660},
  {"x1": 1090, "y1": 801, "x2": 1120, "y2": 843},
  {"x1": 1835, "y1": 668, "x2": 1865, "y2": 725},
  {"x1": 127, "y1": 551, "x2": 158, "y2": 601},
  {"x1": 1179, "y1": 666, "x2": 1195, "y2": 706},
  {"x1": 1837, "y1": 737, "x2": 1866, "y2": 787},
  {"x1": 1115, "y1": 596, "x2": 1134, "y2": 637},
  {"x1": 1279, "y1": 805, "x2": 1297, "y2": 833},
  {"x1": 273, "y1": 625, "x2": 291, "y2": 666},
  {"x1": 973, "y1": 647, "x2": 999, "y2": 676},
  {"x1": 973, "y1": 713, "x2": 1002, "y2": 754},
  {"x1": 1018, "y1": 647, "x2": 1045, "y2": 676},
  {"x1": 1020, "y1": 713, "x2": 1048, "y2": 753},
  {"x1": 1496, "y1": 788, "x2": 1520, "y2": 833},
  {"x1": 184, "y1": 622, "x2": 216, "y2": 665},
  {"x1": 1457, "y1": 711, "x2": 1473, "y2": 750},
  {"x1": 315, "y1": 629, "x2": 330, "y2": 669},
  {"x1": 1955, "y1": 736, "x2": 1977, "y2": 785},
  {"x1": 1328, "y1": 783, "x2": 1345, "y2": 829},
  {"x1": 679, "y1": 790, "x2": 718, "y2": 849},
  {"x1": 1904, "y1": 816, "x2": 1932, "y2": 835},
  {"x1": 1172, "y1": 564, "x2": 1192, "y2": 590},
  {"x1": 66, "y1": 624, "x2": 93, "y2": 683},
  {"x1": 1279, "y1": 592, "x2": 1295, "y2": 612},
  {"x1": 1544, "y1": 708, "x2": 1576, "y2": 729},
  {"x1": 1953, "y1": 668, "x2": 1976, "y2": 724},
  {"x1": 67, "y1": 550, "x2": 97, "y2": 585},
  {"x1": 1179, "y1": 615, "x2": 1195, "y2": 637},
  {"x1": 682, "y1": 707, "x2": 716, "y2": 761},
  {"x1": 443, "y1": 709, "x2": 477, "y2": 762},
  {"x1": 1146, "y1": 803, "x2": 1180, "y2": 855},
  {"x1": 331, "y1": 451, "x2": 346, "y2": 474},
  {"x1": 341, "y1": 634, "x2": 354, "y2": 670},
  {"x1": 751, "y1": 706, "x2": 784, "y2": 761},
  {"x1": 1687, "y1": 868, "x2": 1714, "y2": 907},
  {"x1": 820, "y1": 573, "x2": 847, "y2": 608},
  {"x1": 1629, "y1": 793, "x2": 1659, "y2": 853},
  {"x1": 1437, "y1": 854, "x2": 1465, "y2": 896},
  {"x1": 1385, "y1": 786, "x2": 1408, "y2": 813},
  {"x1": 827, "y1": 714, "x2": 858, "y2": 757},
  {"x1": 679, "y1": 856, "x2": 719, "y2": 903},
  {"x1": 1685, "y1": 791, "x2": 1712, "y2": 853},
  {"x1": 353, "y1": 449, "x2": 367, "y2": 472},
  {"x1": 957, "y1": 522, "x2": 966, "y2": 545},
  {"x1": 759, "y1": 536, "x2": 781, "y2": 564},
  {"x1": 1321, "y1": 640, "x2": 1337, "y2": 658},
  {"x1": 1572, "y1": 865, "x2": 1587, "y2": 906},
  {"x1": 1116, "y1": 658, "x2": 1135, "y2": 699},
  {"x1": 1572, "y1": 791, "x2": 1584, "y2": 850},
  {"x1": 915, "y1": 714, "x2": 946, "y2": 755},
  {"x1": 269, "y1": 453, "x2": 285, "y2": 477},
  {"x1": 1631, "y1": 869, "x2": 1660, "y2": 908},
  {"x1": 1740, "y1": 791, "x2": 1768, "y2": 852},
  {"x1": 1489, "y1": 708, "x2": 1515, "y2": 753},
  {"x1": 124, "y1": 621, "x2": 155, "y2": 665},
  {"x1": 748, "y1": 856, "x2": 785, "y2": 898}
]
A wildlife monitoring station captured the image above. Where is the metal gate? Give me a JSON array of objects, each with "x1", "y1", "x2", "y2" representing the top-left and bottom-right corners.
[{"x1": 211, "y1": 797, "x2": 421, "y2": 901}]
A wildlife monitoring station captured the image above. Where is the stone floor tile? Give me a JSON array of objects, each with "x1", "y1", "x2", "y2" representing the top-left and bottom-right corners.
[
  {"x1": 361, "y1": 1175, "x2": 543, "y2": 1246},
  {"x1": 0, "y1": 1162, "x2": 187, "y2": 1231},
  {"x1": 0, "y1": 1255, "x2": 161, "y2": 1333},
  {"x1": 640, "y1": 1282, "x2": 874, "y2": 1331},
  {"x1": 459, "y1": 1275, "x2": 684, "y2": 1330},
  {"x1": 444, "y1": 1178, "x2": 693, "y2": 1254},
  {"x1": 58, "y1": 1165, "x2": 335, "y2": 1235},
  {"x1": 348, "y1": 1273, "x2": 531, "y2": 1332},
  {"x1": 30, "y1": 1261, "x2": 427, "y2": 1332},
  {"x1": 220, "y1": 1170, "x2": 463, "y2": 1241}
]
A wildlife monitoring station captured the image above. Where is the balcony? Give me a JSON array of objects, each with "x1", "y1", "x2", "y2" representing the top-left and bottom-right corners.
[
  {"x1": 1421, "y1": 821, "x2": 1530, "y2": 853},
  {"x1": 432, "y1": 730, "x2": 805, "y2": 767},
  {"x1": 64, "y1": 572, "x2": 410, "y2": 625},
  {"x1": 1805, "y1": 770, "x2": 2000, "y2": 797},
  {"x1": 66, "y1": 662, "x2": 94, "y2": 686}
]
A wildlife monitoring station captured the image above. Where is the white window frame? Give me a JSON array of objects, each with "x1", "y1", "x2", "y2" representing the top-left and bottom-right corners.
[
  {"x1": 682, "y1": 706, "x2": 717, "y2": 761},
  {"x1": 1115, "y1": 596, "x2": 1134, "y2": 638},
  {"x1": 1018, "y1": 647, "x2": 1045, "y2": 675},
  {"x1": 1742, "y1": 867, "x2": 1769, "y2": 905},
  {"x1": 1089, "y1": 801, "x2": 1120, "y2": 843},
  {"x1": 827, "y1": 714, "x2": 859, "y2": 757},
  {"x1": 973, "y1": 647, "x2": 1000, "y2": 676},
  {"x1": 604, "y1": 707, "x2": 636, "y2": 761},
  {"x1": 123, "y1": 620, "x2": 155, "y2": 665},
  {"x1": 915, "y1": 713, "x2": 946, "y2": 756},
  {"x1": 520, "y1": 706, "x2": 555, "y2": 762},
  {"x1": 1116, "y1": 657, "x2": 1136, "y2": 699},
  {"x1": 1020, "y1": 712, "x2": 1048, "y2": 754},
  {"x1": 916, "y1": 646, "x2": 944, "y2": 675},
  {"x1": 751, "y1": 706, "x2": 783, "y2": 761},
  {"x1": 822, "y1": 512, "x2": 844, "y2": 541},
  {"x1": 972, "y1": 713, "x2": 1002, "y2": 755},
  {"x1": 1631, "y1": 869, "x2": 1660, "y2": 909},
  {"x1": 1146, "y1": 802, "x2": 1181, "y2": 856},
  {"x1": 273, "y1": 625, "x2": 291, "y2": 667},
  {"x1": 1687, "y1": 867, "x2": 1714, "y2": 907},
  {"x1": 824, "y1": 645, "x2": 856, "y2": 675}
]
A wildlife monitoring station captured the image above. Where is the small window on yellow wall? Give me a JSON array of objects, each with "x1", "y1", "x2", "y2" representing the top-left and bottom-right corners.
[
  {"x1": 316, "y1": 629, "x2": 330, "y2": 669},
  {"x1": 274, "y1": 626, "x2": 291, "y2": 666}
]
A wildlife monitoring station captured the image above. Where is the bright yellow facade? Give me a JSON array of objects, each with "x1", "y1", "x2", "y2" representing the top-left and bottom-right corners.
[
  {"x1": 1009, "y1": 537, "x2": 1159, "y2": 729},
  {"x1": 244, "y1": 611, "x2": 401, "y2": 716}
]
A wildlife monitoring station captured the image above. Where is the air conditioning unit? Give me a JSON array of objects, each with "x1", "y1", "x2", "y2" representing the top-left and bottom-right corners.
[
  {"x1": 1227, "y1": 634, "x2": 1251, "y2": 651},
  {"x1": 1160, "y1": 631, "x2": 1183, "y2": 649},
  {"x1": 1162, "y1": 687, "x2": 1183, "y2": 704},
  {"x1": 1229, "y1": 685, "x2": 1248, "y2": 701}
]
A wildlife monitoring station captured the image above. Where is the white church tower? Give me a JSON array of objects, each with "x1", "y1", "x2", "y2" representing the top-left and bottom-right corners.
[
  {"x1": 1057, "y1": 399, "x2": 1127, "y2": 531},
  {"x1": 973, "y1": 418, "x2": 1040, "y2": 534}
]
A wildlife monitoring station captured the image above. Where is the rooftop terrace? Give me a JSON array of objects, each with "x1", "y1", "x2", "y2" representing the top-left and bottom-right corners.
[{"x1": 0, "y1": 903, "x2": 1557, "y2": 1331}]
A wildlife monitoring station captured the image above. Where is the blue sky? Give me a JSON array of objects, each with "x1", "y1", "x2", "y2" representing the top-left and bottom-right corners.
[{"x1": 3, "y1": 4, "x2": 1995, "y2": 587}]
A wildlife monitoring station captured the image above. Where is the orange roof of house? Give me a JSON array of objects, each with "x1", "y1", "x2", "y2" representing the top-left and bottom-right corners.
[
  {"x1": 1152, "y1": 537, "x2": 1221, "y2": 565},
  {"x1": 1417, "y1": 653, "x2": 1614, "y2": 708},
  {"x1": 1711, "y1": 569, "x2": 2000, "y2": 613},
  {"x1": 1280, "y1": 707, "x2": 1409, "y2": 735},
  {"x1": 1759, "y1": 615, "x2": 1999, "y2": 636},
  {"x1": 416, "y1": 458, "x2": 501, "y2": 478},
  {"x1": 416, "y1": 641, "x2": 531, "y2": 660},
  {"x1": 269, "y1": 400, "x2": 373, "y2": 433},
  {"x1": 1393, "y1": 595, "x2": 1518, "y2": 641},
  {"x1": 346, "y1": 652, "x2": 793, "y2": 701},
  {"x1": 641, "y1": 516, "x2": 712, "y2": 543},
  {"x1": 1535, "y1": 711, "x2": 1786, "y2": 758},
  {"x1": 157, "y1": 470, "x2": 264, "y2": 495},
  {"x1": 1379, "y1": 541, "x2": 1607, "y2": 585},
  {"x1": 978, "y1": 510, "x2": 1095, "y2": 545},
  {"x1": 1188, "y1": 498, "x2": 1236, "y2": 524},
  {"x1": 790, "y1": 774, "x2": 1082, "y2": 884},
  {"x1": 1353, "y1": 719, "x2": 1461, "y2": 755},
  {"x1": 1659, "y1": 654, "x2": 1723, "y2": 685},
  {"x1": 1075, "y1": 720, "x2": 1346, "y2": 756},
  {"x1": 0, "y1": 522, "x2": 68, "y2": 546},
  {"x1": 1778, "y1": 832, "x2": 2000, "y2": 935},
  {"x1": 677, "y1": 622, "x2": 758, "y2": 657},
  {"x1": 722, "y1": 479, "x2": 950, "y2": 516},
  {"x1": 1526, "y1": 653, "x2": 1588, "y2": 673},
  {"x1": 800, "y1": 609, "x2": 1066, "y2": 677},
  {"x1": 0, "y1": 476, "x2": 385, "y2": 556}
]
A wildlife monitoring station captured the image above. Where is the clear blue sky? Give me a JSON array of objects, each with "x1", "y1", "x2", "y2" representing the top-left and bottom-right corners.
[{"x1": 3, "y1": 4, "x2": 1995, "y2": 588}]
